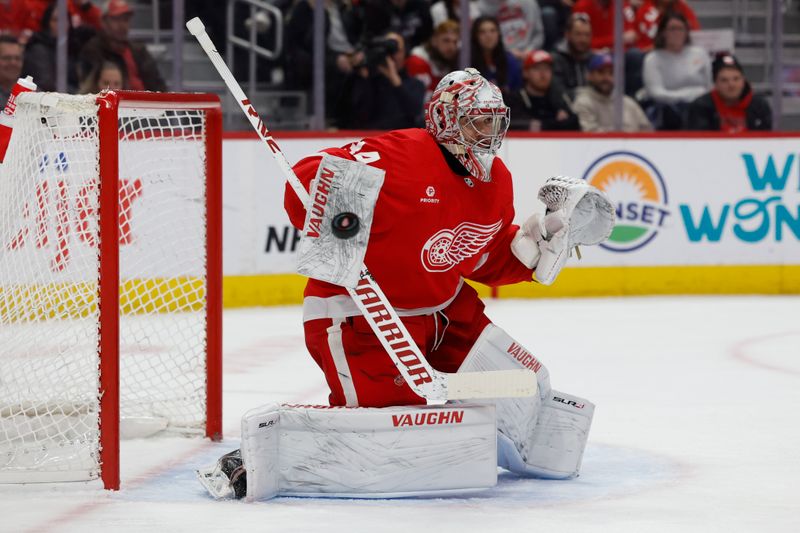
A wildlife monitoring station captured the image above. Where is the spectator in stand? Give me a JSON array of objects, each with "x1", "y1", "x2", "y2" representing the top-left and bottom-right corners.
[
  {"x1": 573, "y1": 52, "x2": 653, "y2": 131},
  {"x1": 79, "y1": 0, "x2": 166, "y2": 92},
  {"x1": 1, "y1": 1, "x2": 101, "y2": 43},
  {"x1": 0, "y1": 0, "x2": 36, "y2": 43},
  {"x1": 634, "y1": 0, "x2": 699, "y2": 52},
  {"x1": 538, "y1": 0, "x2": 575, "y2": 50},
  {"x1": 477, "y1": 0, "x2": 544, "y2": 61},
  {"x1": 552, "y1": 12, "x2": 593, "y2": 97},
  {"x1": 430, "y1": 0, "x2": 480, "y2": 27},
  {"x1": 21, "y1": 3, "x2": 61, "y2": 91},
  {"x1": 336, "y1": 32, "x2": 426, "y2": 129},
  {"x1": 688, "y1": 54, "x2": 772, "y2": 132},
  {"x1": 22, "y1": 2, "x2": 99, "y2": 92},
  {"x1": 470, "y1": 15, "x2": 522, "y2": 93},
  {"x1": 506, "y1": 49, "x2": 580, "y2": 131},
  {"x1": 387, "y1": 0, "x2": 433, "y2": 51},
  {"x1": 78, "y1": 59, "x2": 124, "y2": 93},
  {"x1": 406, "y1": 20, "x2": 460, "y2": 99},
  {"x1": 0, "y1": 34, "x2": 22, "y2": 102},
  {"x1": 572, "y1": 0, "x2": 636, "y2": 52},
  {"x1": 642, "y1": 12, "x2": 710, "y2": 129},
  {"x1": 284, "y1": 0, "x2": 361, "y2": 120},
  {"x1": 571, "y1": 0, "x2": 643, "y2": 95},
  {"x1": 32, "y1": 1, "x2": 102, "y2": 31}
]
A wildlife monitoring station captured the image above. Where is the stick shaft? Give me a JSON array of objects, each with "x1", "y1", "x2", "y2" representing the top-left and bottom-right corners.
[{"x1": 187, "y1": 19, "x2": 308, "y2": 204}]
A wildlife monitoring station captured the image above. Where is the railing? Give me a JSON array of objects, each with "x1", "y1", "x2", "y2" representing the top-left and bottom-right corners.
[
  {"x1": 226, "y1": 0, "x2": 283, "y2": 97},
  {"x1": 728, "y1": 0, "x2": 791, "y2": 128}
]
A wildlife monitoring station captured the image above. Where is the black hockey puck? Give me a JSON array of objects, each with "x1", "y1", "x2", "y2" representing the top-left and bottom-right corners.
[{"x1": 331, "y1": 212, "x2": 360, "y2": 239}]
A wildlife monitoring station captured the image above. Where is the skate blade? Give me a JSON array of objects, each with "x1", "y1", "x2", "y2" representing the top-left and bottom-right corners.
[{"x1": 197, "y1": 463, "x2": 235, "y2": 500}]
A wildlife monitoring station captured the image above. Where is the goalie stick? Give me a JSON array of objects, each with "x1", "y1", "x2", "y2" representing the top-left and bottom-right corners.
[{"x1": 186, "y1": 17, "x2": 536, "y2": 402}]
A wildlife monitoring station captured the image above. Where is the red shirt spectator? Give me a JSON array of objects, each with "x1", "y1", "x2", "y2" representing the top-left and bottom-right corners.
[
  {"x1": 69, "y1": 0, "x2": 103, "y2": 30},
  {"x1": 687, "y1": 54, "x2": 772, "y2": 132},
  {"x1": 634, "y1": 0, "x2": 699, "y2": 51},
  {"x1": 404, "y1": 51, "x2": 436, "y2": 94},
  {"x1": 1, "y1": 1, "x2": 100, "y2": 38},
  {"x1": 405, "y1": 20, "x2": 459, "y2": 98},
  {"x1": 0, "y1": 0, "x2": 37, "y2": 37},
  {"x1": 572, "y1": 0, "x2": 636, "y2": 51},
  {"x1": 79, "y1": 0, "x2": 165, "y2": 92}
]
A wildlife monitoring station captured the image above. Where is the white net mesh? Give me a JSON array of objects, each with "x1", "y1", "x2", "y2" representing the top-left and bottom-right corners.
[{"x1": 0, "y1": 92, "x2": 212, "y2": 483}]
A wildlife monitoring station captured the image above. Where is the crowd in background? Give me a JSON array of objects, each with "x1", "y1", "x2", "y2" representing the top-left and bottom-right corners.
[
  {"x1": 0, "y1": 0, "x2": 774, "y2": 133},
  {"x1": 281, "y1": 0, "x2": 772, "y2": 133},
  {"x1": 0, "y1": 0, "x2": 164, "y2": 101}
]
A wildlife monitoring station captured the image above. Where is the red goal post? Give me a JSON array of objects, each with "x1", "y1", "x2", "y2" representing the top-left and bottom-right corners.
[{"x1": 0, "y1": 90, "x2": 222, "y2": 490}]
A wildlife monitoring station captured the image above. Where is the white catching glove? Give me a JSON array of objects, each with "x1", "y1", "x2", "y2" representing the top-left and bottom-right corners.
[{"x1": 511, "y1": 176, "x2": 616, "y2": 286}]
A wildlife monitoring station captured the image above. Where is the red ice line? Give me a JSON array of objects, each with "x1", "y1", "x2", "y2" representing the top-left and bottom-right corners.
[{"x1": 729, "y1": 330, "x2": 800, "y2": 377}]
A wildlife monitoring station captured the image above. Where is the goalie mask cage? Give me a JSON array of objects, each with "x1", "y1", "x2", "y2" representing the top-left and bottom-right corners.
[{"x1": 0, "y1": 91, "x2": 222, "y2": 490}]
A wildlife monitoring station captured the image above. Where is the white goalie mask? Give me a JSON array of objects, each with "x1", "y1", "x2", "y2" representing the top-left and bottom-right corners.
[{"x1": 425, "y1": 68, "x2": 510, "y2": 182}]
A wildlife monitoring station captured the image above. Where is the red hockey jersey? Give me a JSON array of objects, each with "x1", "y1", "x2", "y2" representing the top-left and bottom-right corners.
[
  {"x1": 634, "y1": 0, "x2": 700, "y2": 51},
  {"x1": 284, "y1": 129, "x2": 533, "y2": 318}
]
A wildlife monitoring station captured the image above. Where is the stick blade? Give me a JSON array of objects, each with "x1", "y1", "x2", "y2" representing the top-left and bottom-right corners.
[{"x1": 445, "y1": 369, "x2": 538, "y2": 400}]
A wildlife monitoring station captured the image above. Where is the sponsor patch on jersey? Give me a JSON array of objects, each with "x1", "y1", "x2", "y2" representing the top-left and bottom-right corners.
[
  {"x1": 420, "y1": 185, "x2": 440, "y2": 204},
  {"x1": 420, "y1": 220, "x2": 502, "y2": 272}
]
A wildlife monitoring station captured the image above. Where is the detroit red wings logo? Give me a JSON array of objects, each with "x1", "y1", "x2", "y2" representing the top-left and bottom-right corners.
[{"x1": 421, "y1": 220, "x2": 502, "y2": 272}]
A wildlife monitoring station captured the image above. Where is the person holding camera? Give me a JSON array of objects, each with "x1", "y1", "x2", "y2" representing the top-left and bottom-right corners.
[{"x1": 336, "y1": 32, "x2": 426, "y2": 130}]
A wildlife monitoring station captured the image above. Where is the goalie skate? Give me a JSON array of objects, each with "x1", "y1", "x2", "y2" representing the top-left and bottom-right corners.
[{"x1": 197, "y1": 449, "x2": 247, "y2": 500}]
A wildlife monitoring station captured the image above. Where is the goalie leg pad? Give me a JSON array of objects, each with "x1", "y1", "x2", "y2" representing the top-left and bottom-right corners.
[
  {"x1": 457, "y1": 325, "x2": 595, "y2": 478},
  {"x1": 498, "y1": 390, "x2": 594, "y2": 479},
  {"x1": 239, "y1": 403, "x2": 498, "y2": 501},
  {"x1": 457, "y1": 324, "x2": 551, "y2": 467}
]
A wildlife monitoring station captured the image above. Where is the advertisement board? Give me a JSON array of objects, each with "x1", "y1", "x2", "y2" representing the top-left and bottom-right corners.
[{"x1": 223, "y1": 134, "x2": 800, "y2": 287}]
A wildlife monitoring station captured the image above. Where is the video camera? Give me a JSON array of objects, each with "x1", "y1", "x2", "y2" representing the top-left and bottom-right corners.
[{"x1": 364, "y1": 37, "x2": 400, "y2": 73}]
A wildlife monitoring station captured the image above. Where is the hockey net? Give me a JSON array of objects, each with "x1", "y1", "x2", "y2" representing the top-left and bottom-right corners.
[{"x1": 0, "y1": 91, "x2": 222, "y2": 489}]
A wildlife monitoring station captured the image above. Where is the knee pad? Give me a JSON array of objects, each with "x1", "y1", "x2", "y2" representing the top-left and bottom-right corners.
[{"x1": 458, "y1": 324, "x2": 551, "y2": 400}]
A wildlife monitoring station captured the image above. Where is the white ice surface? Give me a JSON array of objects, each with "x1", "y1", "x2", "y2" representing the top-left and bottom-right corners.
[{"x1": 2, "y1": 296, "x2": 799, "y2": 533}]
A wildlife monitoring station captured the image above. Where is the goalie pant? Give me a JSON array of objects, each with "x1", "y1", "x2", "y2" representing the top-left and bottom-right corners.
[
  {"x1": 304, "y1": 281, "x2": 594, "y2": 479},
  {"x1": 305, "y1": 282, "x2": 491, "y2": 407}
]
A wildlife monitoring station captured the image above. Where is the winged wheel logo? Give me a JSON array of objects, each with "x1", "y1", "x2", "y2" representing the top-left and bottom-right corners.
[{"x1": 421, "y1": 220, "x2": 502, "y2": 272}]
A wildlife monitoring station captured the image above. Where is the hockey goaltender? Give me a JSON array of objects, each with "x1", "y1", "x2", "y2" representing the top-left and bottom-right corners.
[{"x1": 198, "y1": 68, "x2": 615, "y2": 501}]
